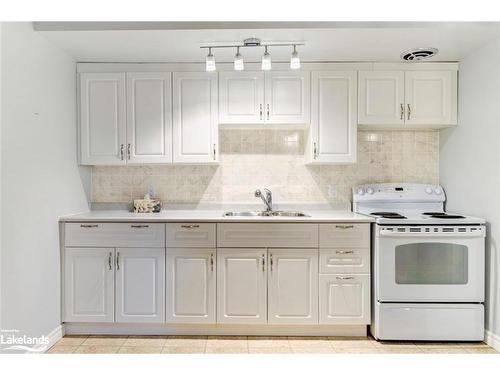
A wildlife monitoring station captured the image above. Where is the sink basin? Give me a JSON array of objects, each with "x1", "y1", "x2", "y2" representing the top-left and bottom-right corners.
[{"x1": 223, "y1": 210, "x2": 309, "y2": 217}]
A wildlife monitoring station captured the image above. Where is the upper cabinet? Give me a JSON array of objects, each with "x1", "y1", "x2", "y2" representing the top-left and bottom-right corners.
[
  {"x1": 79, "y1": 73, "x2": 127, "y2": 165},
  {"x1": 172, "y1": 72, "x2": 219, "y2": 163},
  {"x1": 126, "y1": 72, "x2": 172, "y2": 164},
  {"x1": 308, "y1": 71, "x2": 357, "y2": 164},
  {"x1": 218, "y1": 71, "x2": 310, "y2": 125},
  {"x1": 358, "y1": 70, "x2": 457, "y2": 128}
]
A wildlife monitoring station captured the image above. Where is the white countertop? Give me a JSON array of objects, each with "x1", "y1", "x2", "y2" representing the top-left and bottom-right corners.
[{"x1": 59, "y1": 209, "x2": 374, "y2": 223}]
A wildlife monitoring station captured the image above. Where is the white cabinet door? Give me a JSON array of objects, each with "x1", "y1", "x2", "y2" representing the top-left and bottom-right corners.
[
  {"x1": 265, "y1": 71, "x2": 311, "y2": 124},
  {"x1": 405, "y1": 70, "x2": 457, "y2": 126},
  {"x1": 79, "y1": 73, "x2": 126, "y2": 165},
  {"x1": 126, "y1": 72, "x2": 172, "y2": 164},
  {"x1": 64, "y1": 248, "x2": 114, "y2": 322},
  {"x1": 166, "y1": 249, "x2": 216, "y2": 324},
  {"x1": 319, "y1": 274, "x2": 370, "y2": 324},
  {"x1": 217, "y1": 249, "x2": 267, "y2": 324},
  {"x1": 115, "y1": 248, "x2": 165, "y2": 323},
  {"x1": 310, "y1": 71, "x2": 357, "y2": 163},
  {"x1": 268, "y1": 249, "x2": 318, "y2": 324},
  {"x1": 172, "y1": 72, "x2": 218, "y2": 163},
  {"x1": 358, "y1": 71, "x2": 405, "y2": 126},
  {"x1": 219, "y1": 71, "x2": 264, "y2": 124}
]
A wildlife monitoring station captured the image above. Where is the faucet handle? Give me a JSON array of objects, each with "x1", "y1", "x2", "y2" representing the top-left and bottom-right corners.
[{"x1": 255, "y1": 189, "x2": 262, "y2": 198}]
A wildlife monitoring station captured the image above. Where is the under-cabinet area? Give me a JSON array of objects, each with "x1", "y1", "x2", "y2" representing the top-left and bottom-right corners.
[{"x1": 61, "y1": 221, "x2": 370, "y2": 335}]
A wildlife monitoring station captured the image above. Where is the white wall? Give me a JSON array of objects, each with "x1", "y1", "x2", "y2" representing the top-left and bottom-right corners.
[
  {"x1": 0, "y1": 23, "x2": 90, "y2": 340},
  {"x1": 440, "y1": 37, "x2": 500, "y2": 343}
]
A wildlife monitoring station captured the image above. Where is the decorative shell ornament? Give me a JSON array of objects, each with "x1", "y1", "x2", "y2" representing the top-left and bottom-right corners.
[{"x1": 133, "y1": 194, "x2": 162, "y2": 213}]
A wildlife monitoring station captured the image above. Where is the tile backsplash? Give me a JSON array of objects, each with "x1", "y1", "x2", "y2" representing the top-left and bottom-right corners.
[{"x1": 91, "y1": 129, "x2": 439, "y2": 204}]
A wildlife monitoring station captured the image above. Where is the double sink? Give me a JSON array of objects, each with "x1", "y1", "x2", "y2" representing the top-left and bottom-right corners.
[{"x1": 223, "y1": 210, "x2": 309, "y2": 217}]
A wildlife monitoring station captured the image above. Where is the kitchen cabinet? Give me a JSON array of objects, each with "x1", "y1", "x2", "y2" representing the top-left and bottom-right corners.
[
  {"x1": 319, "y1": 274, "x2": 370, "y2": 324},
  {"x1": 126, "y1": 72, "x2": 172, "y2": 164},
  {"x1": 115, "y1": 248, "x2": 165, "y2": 323},
  {"x1": 217, "y1": 248, "x2": 268, "y2": 324},
  {"x1": 309, "y1": 71, "x2": 357, "y2": 164},
  {"x1": 79, "y1": 73, "x2": 126, "y2": 165},
  {"x1": 218, "y1": 71, "x2": 310, "y2": 125},
  {"x1": 64, "y1": 248, "x2": 115, "y2": 322},
  {"x1": 166, "y1": 249, "x2": 216, "y2": 324},
  {"x1": 268, "y1": 249, "x2": 318, "y2": 324},
  {"x1": 358, "y1": 70, "x2": 457, "y2": 128},
  {"x1": 172, "y1": 72, "x2": 218, "y2": 163}
]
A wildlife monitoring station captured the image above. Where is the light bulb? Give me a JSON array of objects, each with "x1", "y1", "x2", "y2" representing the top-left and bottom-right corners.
[
  {"x1": 261, "y1": 46, "x2": 272, "y2": 70},
  {"x1": 234, "y1": 47, "x2": 244, "y2": 71},
  {"x1": 290, "y1": 45, "x2": 300, "y2": 70},
  {"x1": 205, "y1": 48, "x2": 216, "y2": 72}
]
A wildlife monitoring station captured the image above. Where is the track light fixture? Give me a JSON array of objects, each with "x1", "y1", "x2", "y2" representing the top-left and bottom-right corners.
[
  {"x1": 234, "y1": 47, "x2": 244, "y2": 71},
  {"x1": 205, "y1": 47, "x2": 216, "y2": 72},
  {"x1": 261, "y1": 46, "x2": 272, "y2": 71},
  {"x1": 290, "y1": 45, "x2": 300, "y2": 70}
]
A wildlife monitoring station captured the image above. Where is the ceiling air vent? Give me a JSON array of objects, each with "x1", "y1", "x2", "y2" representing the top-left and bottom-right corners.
[{"x1": 401, "y1": 47, "x2": 439, "y2": 61}]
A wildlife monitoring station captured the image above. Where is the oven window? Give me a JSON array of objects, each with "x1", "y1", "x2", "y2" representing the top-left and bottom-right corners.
[{"x1": 395, "y1": 243, "x2": 468, "y2": 284}]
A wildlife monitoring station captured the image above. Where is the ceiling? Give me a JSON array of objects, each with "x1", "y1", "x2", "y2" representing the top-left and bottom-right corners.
[{"x1": 35, "y1": 22, "x2": 500, "y2": 63}]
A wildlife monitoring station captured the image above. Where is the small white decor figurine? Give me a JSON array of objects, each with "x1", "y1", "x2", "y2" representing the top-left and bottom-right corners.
[{"x1": 133, "y1": 194, "x2": 162, "y2": 213}]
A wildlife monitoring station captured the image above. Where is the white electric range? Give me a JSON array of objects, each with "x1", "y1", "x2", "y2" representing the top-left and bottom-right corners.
[{"x1": 353, "y1": 183, "x2": 486, "y2": 341}]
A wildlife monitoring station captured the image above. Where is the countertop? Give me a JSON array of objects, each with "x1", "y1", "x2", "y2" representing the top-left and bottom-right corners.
[{"x1": 59, "y1": 209, "x2": 374, "y2": 223}]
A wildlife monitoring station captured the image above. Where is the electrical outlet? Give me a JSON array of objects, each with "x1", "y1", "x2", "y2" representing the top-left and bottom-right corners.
[{"x1": 328, "y1": 185, "x2": 337, "y2": 199}]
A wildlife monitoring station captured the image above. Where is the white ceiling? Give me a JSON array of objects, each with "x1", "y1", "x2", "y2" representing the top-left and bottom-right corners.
[{"x1": 35, "y1": 22, "x2": 500, "y2": 63}]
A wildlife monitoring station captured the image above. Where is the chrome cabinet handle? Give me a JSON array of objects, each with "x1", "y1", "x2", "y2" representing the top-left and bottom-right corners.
[
  {"x1": 313, "y1": 142, "x2": 318, "y2": 159},
  {"x1": 260, "y1": 104, "x2": 263, "y2": 120},
  {"x1": 262, "y1": 254, "x2": 265, "y2": 272},
  {"x1": 266, "y1": 104, "x2": 270, "y2": 120},
  {"x1": 400, "y1": 103, "x2": 404, "y2": 120},
  {"x1": 108, "y1": 252, "x2": 112, "y2": 271},
  {"x1": 270, "y1": 253, "x2": 273, "y2": 271},
  {"x1": 336, "y1": 276, "x2": 354, "y2": 280},
  {"x1": 80, "y1": 224, "x2": 98, "y2": 228},
  {"x1": 335, "y1": 225, "x2": 354, "y2": 229},
  {"x1": 210, "y1": 253, "x2": 214, "y2": 272},
  {"x1": 213, "y1": 144, "x2": 216, "y2": 161},
  {"x1": 127, "y1": 143, "x2": 131, "y2": 160},
  {"x1": 116, "y1": 251, "x2": 120, "y2": 270},
  {"x1": 336, "y1": 250, "x2": 354, "y2": 254},
  {"x1": 180, "y1": 224, "x2": 200, "y2": 229},
  {"x1": 120, "y1": 144, "x2": 124, "y2": 160},
  {"x1": 407, "y1": 104, "x2": 411, "y2": 120},
  {"x1": 131, "y1": 224, "x2": 149, "y2": 228}
]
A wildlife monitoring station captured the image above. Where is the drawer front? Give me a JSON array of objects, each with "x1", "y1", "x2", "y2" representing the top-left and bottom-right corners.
[
  {"x1": 217, "y1": 223, "x2": 318, "y2": 248},
  {"x1": 319, "y1": 223, "x2": 370, "y2": 248},
  {"x1": 166, "y1": 223, "x2": 216, "y2": 248},
  {"x1": 65, "y1": 223, "x2": 165, "y2": 247},
  {"x1": 320, "y1": 248, "x2": 370, "y2": 274}
]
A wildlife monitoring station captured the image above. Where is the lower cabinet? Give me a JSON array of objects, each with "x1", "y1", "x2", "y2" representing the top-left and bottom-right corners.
[
  {"x1": 166, "y1": 248, "x2": 216, "y2": 324},
  {"x1": 115, "y1": 248, "x2": 165, "y2": 323},
  {"x1": 319, "y1": 274, "x2": 370, "y2": 324},
  {"x1": 64, "y1": 248, "x2": 115, "y2": 323},
  {"x1": 268, "y1": 249, "x2": 318, "y2": 324},
  {"x1": 217, "y1": 248, "x2": 267, "y2": 324}
]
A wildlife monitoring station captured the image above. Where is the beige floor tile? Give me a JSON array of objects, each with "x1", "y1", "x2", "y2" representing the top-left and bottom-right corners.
[
  {"x1": 75, "y1": 345, "x2": 121, "y2": 354},
  {"x1": 247, "y1": 337, "x2": 290, "y2": 349},
  {"x1": 249, "y1": 347, "x2": 293, "y2": 354},
  {"x1": 118, "y1": 346, "x2": 163, "y2": 354},
  {"x1": 334, "y1": 348, "x2": 381, "y2": 354},
  {"x1": 414, "y1": 341, "x2": 465, "y2": 348},
  {"x1": 378, "y1": 346, "x2": 424, "y2": 354},
  {"x1": 82, "y1": 336, "x2": 128, "y2": 346},
  {"x1": 205, "y1": 347, "x2": 249, "y2": 354},
  {"x1": 164, "y1": 339, "x2": 207, "y2": 348},
  {"x1": 123, "y1": 337, "x2": 167, "y2": 347},
  {"x1": 161, "y1": 346, "x2": 206, "y2": 354},
  {"x1": 47, "y1": 345, "x2": 79, "y2": 354},
  {"x1": 206, "y1": 337, "x2": 248, "y2": 349},
  {"x1": 457, "y1": 342, "x2": 490, "y2": 348},
  {"x1": 330, "y1": 339, "x2": 377, "y2": 349},
  {"x1": 55, "y1": 336, "x2": 89, "y2": 346},
  {"x1": 288, "y1": 336, "x2": 332, "y2": 349},
  {"x1": 465, "y1": 347, "x2": 498, "y2": 354},
  {"x1": 292, "y1": 347, "x2": 337, "y2": 354},
  {"x1": 420, "y1": 348, "x2": 469, "y2": 354}
]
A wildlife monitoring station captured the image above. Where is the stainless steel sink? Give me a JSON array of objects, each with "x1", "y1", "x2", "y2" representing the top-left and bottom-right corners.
[{"x1": 223, "y1": 210, "x2": 309, "y2": 217}]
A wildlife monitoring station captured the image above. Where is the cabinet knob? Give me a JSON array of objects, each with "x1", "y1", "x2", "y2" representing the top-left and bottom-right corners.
[
  {"x1": 313, "y1": 142, "x2": 318, "y2": 159},
  {"x1": 407, "y1": 104, "x2": 411, "y2": 120}
]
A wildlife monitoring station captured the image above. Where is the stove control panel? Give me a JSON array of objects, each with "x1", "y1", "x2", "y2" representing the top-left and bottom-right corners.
[{"x1": 353, "y1": 183, "x2": 445, "y2": 203}]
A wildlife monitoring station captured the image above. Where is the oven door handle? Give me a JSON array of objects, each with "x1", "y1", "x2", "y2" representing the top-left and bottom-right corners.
[{"x1": 378, "y1": 231, "x2": 484, "y2": 238}]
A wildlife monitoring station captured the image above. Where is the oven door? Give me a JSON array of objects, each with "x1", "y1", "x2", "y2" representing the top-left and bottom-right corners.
[{"x1": 375, "y1": 225, "x2": 485, "y2": 302}]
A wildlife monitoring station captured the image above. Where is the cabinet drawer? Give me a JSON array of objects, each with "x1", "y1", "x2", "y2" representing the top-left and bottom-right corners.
[
  {"x1": 166, "y1": 223, "x2": 216, "y2": 248},
  {"x1": 65, "y1": 223, "x2": 165, "y2": 247},
  {"x1": 217, "y1": 223, "x2": 318, "y2": 248},
  {"x1": 319, "y1": 274, "x2": 370, "y2": 325},
  {"x1": 319, "y1": 223, "x2": 370, "y2": 248},
  {"x1": 320, "y1": 248, "x2": 370, "y2": 274}
]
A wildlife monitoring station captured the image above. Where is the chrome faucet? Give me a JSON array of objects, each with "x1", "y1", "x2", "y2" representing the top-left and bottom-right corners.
[{"x1": 255, "y1": 188, "x2": 273, "y2": 212}]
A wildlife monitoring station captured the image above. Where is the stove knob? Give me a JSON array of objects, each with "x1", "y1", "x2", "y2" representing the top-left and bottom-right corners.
[
  {"x1": 367, "y1": 187, "x2": 375, "y2": 195},
  {"x1": 356, "y1": 188, "x2": 365, "y2": 195},
  {"x1": 425, "y1": 187, "x2": 433, "y2": 194},
  {"x1": 434, "y1": 188, "x2": 442, "y2": 195}
]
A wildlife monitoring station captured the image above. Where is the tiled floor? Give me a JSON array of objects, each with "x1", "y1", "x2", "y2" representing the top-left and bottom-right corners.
[{"x1": 47, "y1": 335, "x2": 498, "y2": 354}]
